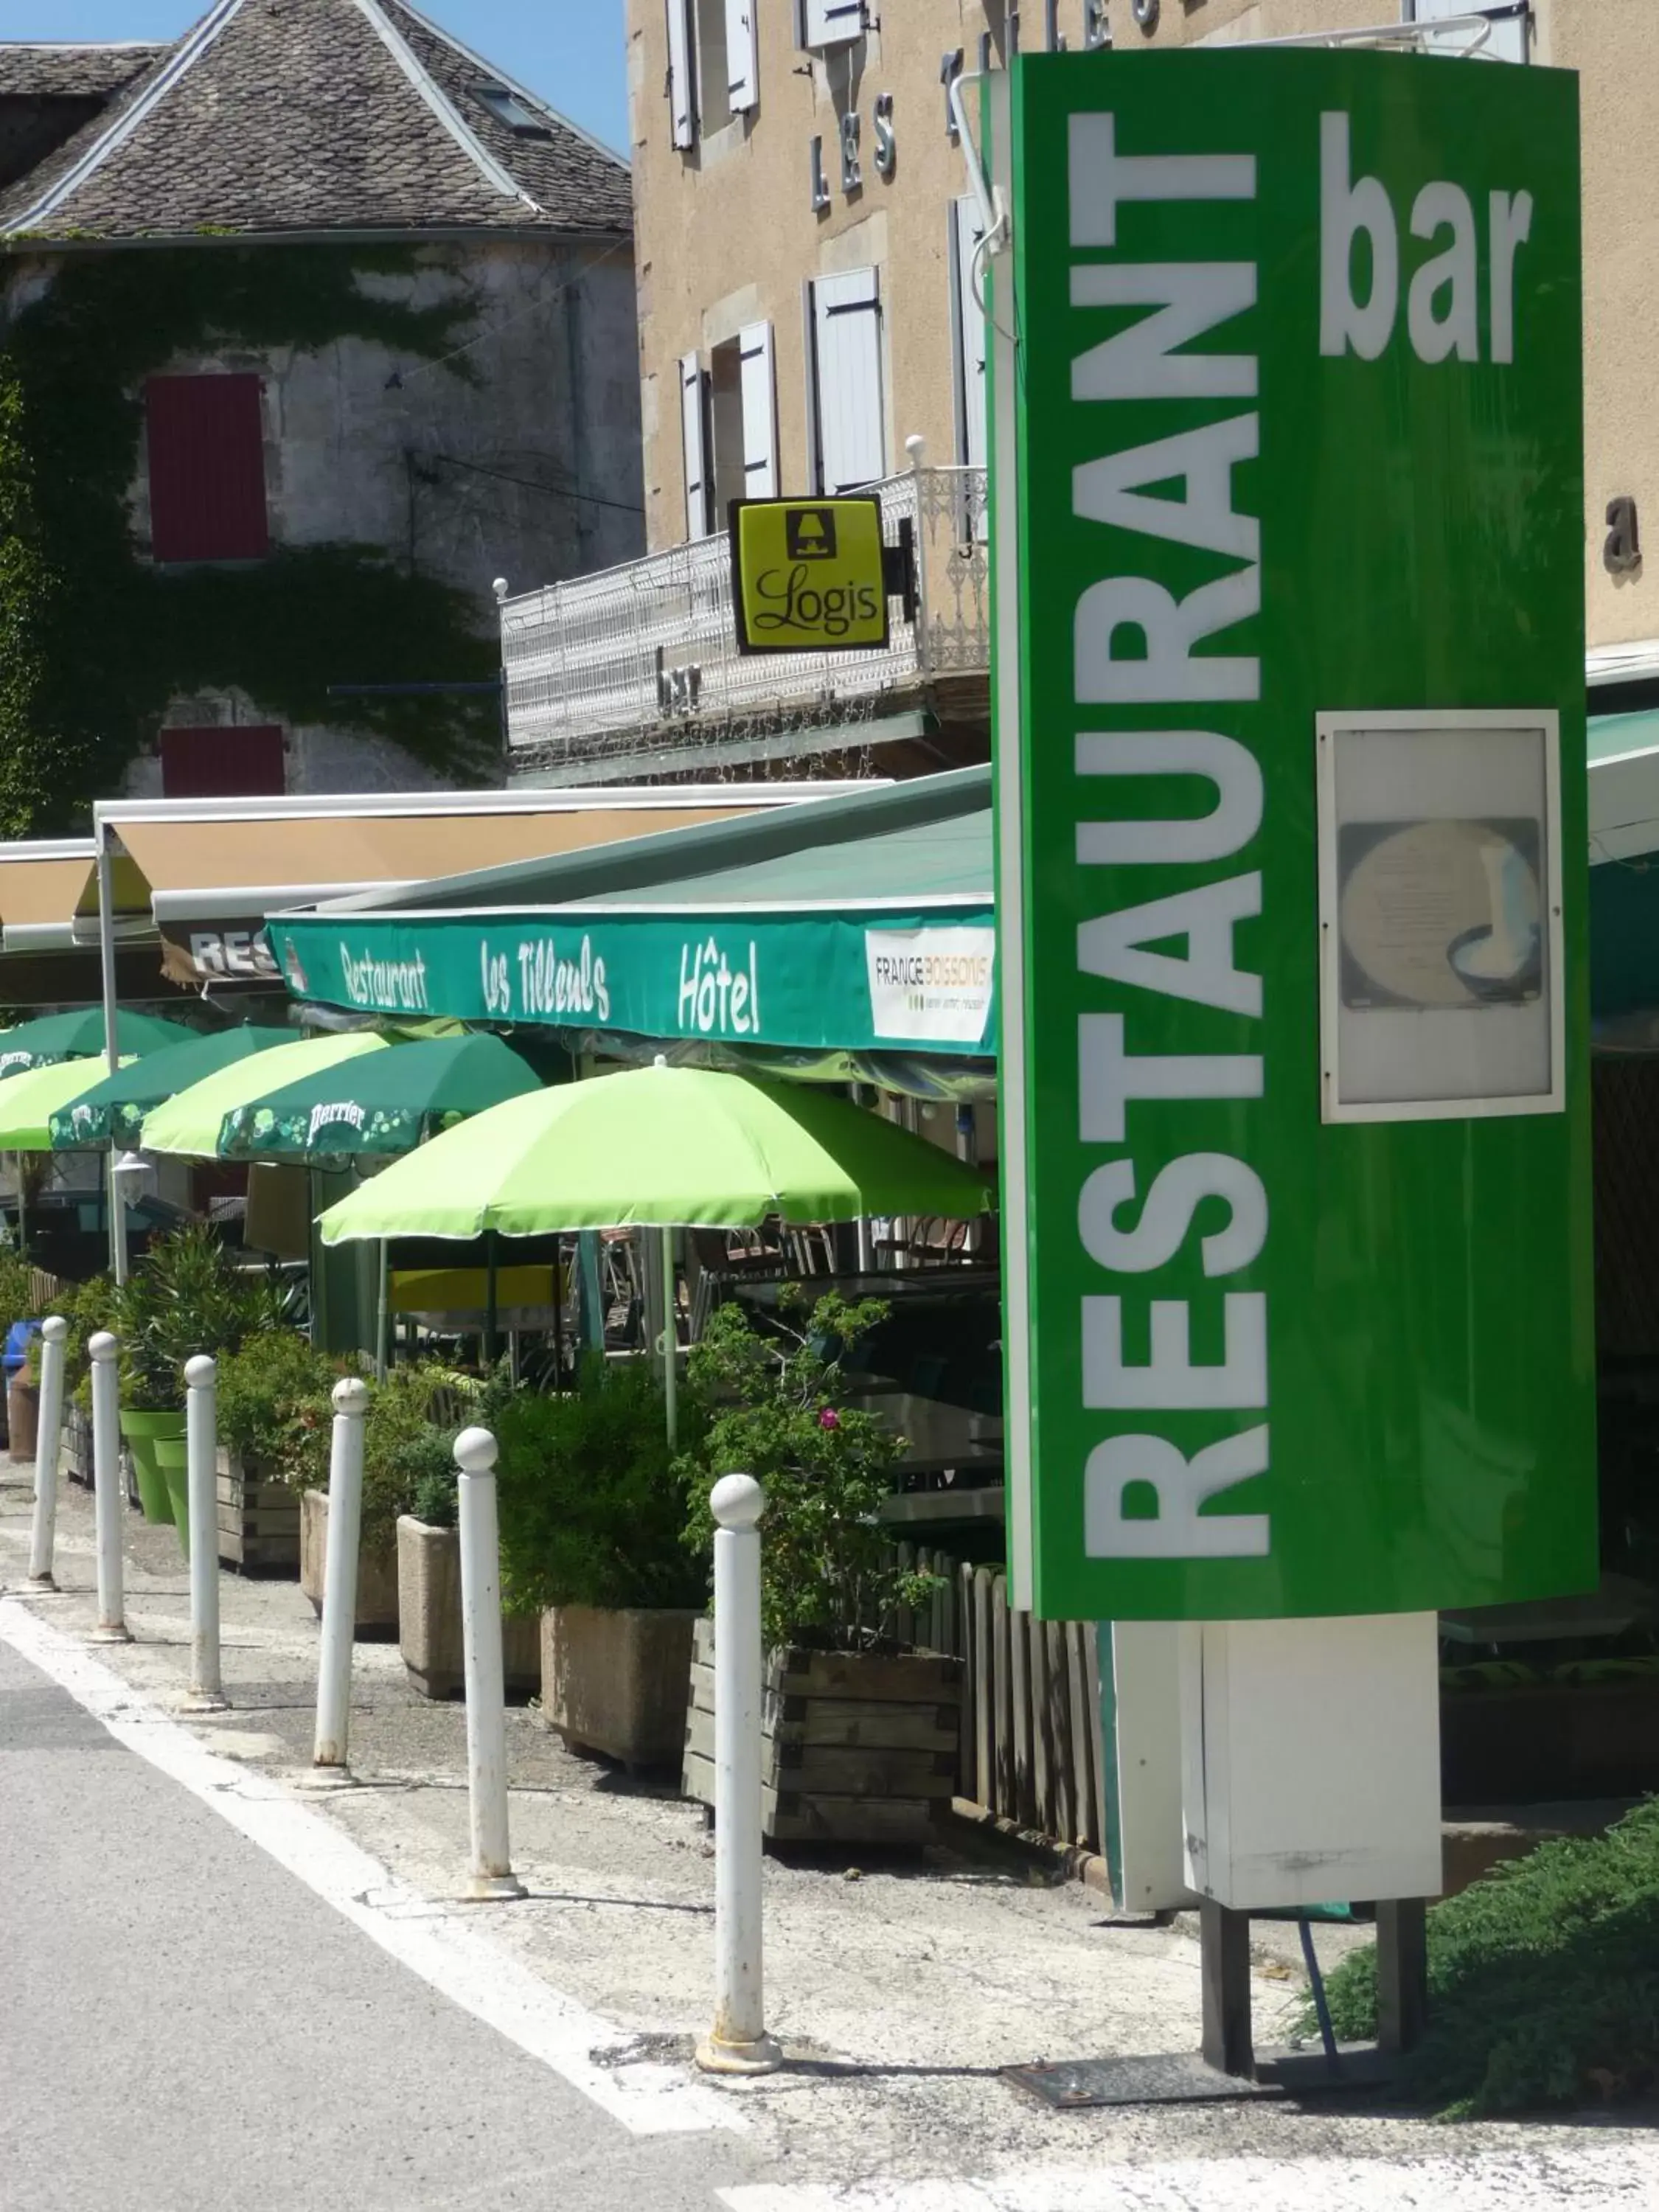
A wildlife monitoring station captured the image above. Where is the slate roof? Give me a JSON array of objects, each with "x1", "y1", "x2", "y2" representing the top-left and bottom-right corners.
[
  {"x1": 0, "y1": 0, "x2": 630, "y2": 245},
  {"x1": 0, "y1": 44, "x2": 166, "y2": 100}
]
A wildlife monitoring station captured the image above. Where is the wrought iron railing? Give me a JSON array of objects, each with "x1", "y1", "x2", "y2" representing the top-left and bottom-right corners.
[{"x1": 501, "y1": 465, "x2": 990, "y2": 773}]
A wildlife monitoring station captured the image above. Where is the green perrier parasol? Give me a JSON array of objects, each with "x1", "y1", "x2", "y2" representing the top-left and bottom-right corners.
[
  {"x1": 48, "y1": 1024, "x2": 293, "y2": 1151},
  {"x1": 0, "y1": 1008, "x2": 195, "y2": 1079},
  {"x1": 141, "y1": 1030, "x2": 392, "y2": 1157},
  {"x1": 219, "y1": 1034, "x2": 540, "y2": 1161}
]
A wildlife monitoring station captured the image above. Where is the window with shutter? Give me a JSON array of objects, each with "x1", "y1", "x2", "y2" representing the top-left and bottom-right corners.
[
  {"x1": 800, "y1": 0, "x2": 865, "y2": 51},
  {"x1": 160, "y1": 726, "x2": 285, "y2": 799},
  {"x1": 666, "y1": 0, "x2": 695, "y2": 146},
  {"x1": 1412, "y1": 0, "x2": 1528, "y2": 62},
  {"x1": 725, "y1": 0, "x2": 758, "y2": 113},
  {"x1": 145, "y1": 374, "x2": 268, "y2": 564},
  {"x1": 681, "y1": 352, "x2": 712, "y2": 539},
  {"x1": 738, "y1": 322, "x2": 778, "y2": 501},
  {"x1": 809, "y1": 268, "x2": 886, "y2": 495}
]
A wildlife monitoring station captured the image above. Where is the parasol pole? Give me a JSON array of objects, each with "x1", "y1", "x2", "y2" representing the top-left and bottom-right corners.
[
  {"x1": 484, "y1": 1228, "x2": 499, "y2": 1368},
  {"x1": 97, "y1": 822, "x2": 130, "y2": 1286},
  {"x1": 376, "y1": 1239, "x2": 390, "y2": 1385},
  {"x1": 15, "y1": 1152, "x2": 24, "y2": 1262},
  {"x1": 661, "y1": 1224, "x2": 678, "y2": 1447}
]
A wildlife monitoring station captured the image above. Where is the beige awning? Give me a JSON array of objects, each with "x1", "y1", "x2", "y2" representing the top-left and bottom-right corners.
[
  {"x1": 0, "y1": 841, "x2": 99, "y2": 950},
  {"x1": 81, "y1": 789, "x2": 846, "y2": 987}
]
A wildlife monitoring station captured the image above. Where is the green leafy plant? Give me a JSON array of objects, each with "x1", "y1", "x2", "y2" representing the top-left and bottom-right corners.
[
  {"x1": 55, "y1": 1273, "x2": 119, "y2": 1412},
  {"x1": 495, "y1": 1355, "x2": 708, "y2": 1615},
  {"x1": 1307, "y1": 1798, "x2": 1659, "y2": 2117},
  {"x1": 214, "y1": 1328, "x2": 346, "y2": 1471},
  {"x1": 112, "y1": 1222, "x2": 282, "y2": 1412},
  {"x1": 678, "y1": 1293, "x2": 938, "y2": 1652}
]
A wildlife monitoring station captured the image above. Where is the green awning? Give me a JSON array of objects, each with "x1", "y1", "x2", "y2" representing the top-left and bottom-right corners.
[{"x1": 268, "y1": 770, "x2": 996, "y2": 1060}]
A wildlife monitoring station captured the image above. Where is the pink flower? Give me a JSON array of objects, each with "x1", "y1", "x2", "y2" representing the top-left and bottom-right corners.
[{"x1": 818, "y1": 1406, "x2": 841, "y2": 1431}]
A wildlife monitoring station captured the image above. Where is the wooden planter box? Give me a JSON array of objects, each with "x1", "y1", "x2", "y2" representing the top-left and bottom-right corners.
[
  {"x1": 683, "y1": 1621, "x2": 964, "y2": 1845},
  {"x1": 397, "y1": 1517, "x2": 540, "y2": 1700},
  {"x1": 541, "y1": 1604, "x2": 698, "y2": 1769},
  {"x1": 217, "y1": 1449, "x2": 300, "y2": 1577},
  {"x1": 63, "y1": 1404, "x2": 93, "y2": 1489},
  {"x1": 300, "y1": 1487, "x2": 399, "y2": 1638}
]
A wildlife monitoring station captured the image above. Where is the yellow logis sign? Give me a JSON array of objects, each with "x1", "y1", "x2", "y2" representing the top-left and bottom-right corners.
[{"x1": 729, "y1": 496, "x2": 891, "y2": 655}]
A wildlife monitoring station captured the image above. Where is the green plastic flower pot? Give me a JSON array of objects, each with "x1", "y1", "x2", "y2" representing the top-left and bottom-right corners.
[
  {"x1": 153, "y1": 1425, "x2": 192, "y2": 1562},
  {"x1": 119, "y1": 1408, "x2": 185, "y2": 1529}
]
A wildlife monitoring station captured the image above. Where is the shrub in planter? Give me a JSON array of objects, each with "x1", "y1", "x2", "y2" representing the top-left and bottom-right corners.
[
  {"x1": 296, "y1": 1360, "x2": 484, "y2": 1634},
  {"x1": 114, "y1": 1225, "x2": 282, "y2": 1552},
  {"x1": 496, "y1": 1357, "x2": 709, "y2": 1766},
  {"x1": 677, "y1": 1293, "x2": 960, "y2": 1843},
  {"x1": 212, "y1": 1330, "x2": 343, "y2": 1574}
]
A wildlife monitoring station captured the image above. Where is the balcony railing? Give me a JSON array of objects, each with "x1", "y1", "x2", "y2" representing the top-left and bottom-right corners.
[{"x1": 501, "y1": 465, "x2": 990, "y2": 777}]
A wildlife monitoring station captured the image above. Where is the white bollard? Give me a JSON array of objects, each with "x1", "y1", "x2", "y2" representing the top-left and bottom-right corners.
[
  {"x1": 27, "y1": 1315, "x2": 69, "y2": 1588},
  {"x1": 183, "y1": 1356, "x2": 227, "y2": 1711},
  {"x1": 313, "y1": 1377, "x2": 369, "y2": 1770},
  {"x1": 696, "y1": 1473, "x2": 782, "y2": 2076},
  {"x1": 454, "y1": 1427, "x2": 526, "y2": 1902},
  {"x1": 88, "y1": 1332, "x2": 130, "y2": 1644}
]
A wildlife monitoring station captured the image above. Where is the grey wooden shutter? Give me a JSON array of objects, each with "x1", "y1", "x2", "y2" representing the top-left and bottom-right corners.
[
  {"x1": 801, "y1": 0, "x2": 866, "y2": 52},
  {"x1": 666, "y1": 0, "x2": 695, "y2": 146},
  {"x1": 726, "y1": 0, "x2": 758, "y2": 111},
  {"x1": 810, "y1": 267, "x2": 885, "y2": 494},
  {"x1": 680, "y1": 351, "x2": 711, "y2": 538},
  {"x1": 950, "y1": 196, "x2": 989, "y2": 476},
  {"x1": 738, "y1": 322, "x2": 778, "y2": 500},
  {"x1": 1414, "y1": 0, "x2": 1528, "y2": 62}
]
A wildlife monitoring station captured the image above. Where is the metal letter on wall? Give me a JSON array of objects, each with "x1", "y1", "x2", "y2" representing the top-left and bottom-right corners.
[{"x1": 990, "y1": 50, "x2": 1593, "y2": 1623}]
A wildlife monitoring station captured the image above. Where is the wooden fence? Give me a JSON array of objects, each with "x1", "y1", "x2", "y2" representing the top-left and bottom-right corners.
[{"x1": 893, "y1": 1544, "x2": 1107, "y2": 1855}]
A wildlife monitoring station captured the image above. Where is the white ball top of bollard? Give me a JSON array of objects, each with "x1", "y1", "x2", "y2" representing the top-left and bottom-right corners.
[
  {"x1": 453, "y1": 1425, "x2": 498, "y2": 1475},
  {"x1": 710, "y1": 1472, "x2": 765, "y2": 1531},
  {"x1": 332, "y1": 1376, "x2": 370, "y2": 1416},
  {"x1": 184, "y1": 1355, "x2": 217, "y2": 1388},
  {"x1": 41, "y1": 1315, "x2": 68, "y2": 1343},
  {"x1": 88, "y1": 1331, "x2": 118, "y2": 1362}
]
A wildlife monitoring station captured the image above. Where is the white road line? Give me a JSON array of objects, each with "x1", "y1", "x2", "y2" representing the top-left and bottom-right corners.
[
  {"x1": 721, "y1": 2146, "x2": 1659, "y2": 2212},
  {"x1": 0, "y1": 1596, "x2": 740, "y2": 2141}
]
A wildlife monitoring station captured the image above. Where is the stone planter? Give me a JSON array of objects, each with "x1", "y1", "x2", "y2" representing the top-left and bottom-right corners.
[
  {"x1": 217, "y1": 1449, "x2": 300, "y2": 1577},
  {"x1": 542, "y1": 1604, "x2": 698, "y2": 1769},
  {"x1": 397, "y1": 1517, "x2": 540, "y2": 1700},
  {"x1": 684, "y1": 1622, "x2": 964, "y2": 1845},
  {"x1": 299, "y1": 1487, "x2": 399, "y2": 1638}
]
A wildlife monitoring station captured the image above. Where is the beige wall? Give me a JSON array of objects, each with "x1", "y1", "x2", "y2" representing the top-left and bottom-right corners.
[
  {"x1": 1114, "y1": 0, "x2": 1659, "y2": 656},
  {"x1": 1107, "y1": 0, "x2": 1379, "y2": 44},
  {"x1": 636, "y1": 0, "x2": 1659, "y2": 657},
  {"x1": 629, "y1": 2, "x2": 1105, "y2": 551}
]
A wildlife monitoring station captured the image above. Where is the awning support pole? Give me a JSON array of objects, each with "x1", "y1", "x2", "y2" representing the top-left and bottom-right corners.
[{"x1": 96, "y1": 826, "x2": 129, "y2": 1287}]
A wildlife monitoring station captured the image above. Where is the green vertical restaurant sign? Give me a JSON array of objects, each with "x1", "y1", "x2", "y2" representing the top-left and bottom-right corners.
[{"x1": 993, "y1": 49, "x2": 1596, "y2": 1621}]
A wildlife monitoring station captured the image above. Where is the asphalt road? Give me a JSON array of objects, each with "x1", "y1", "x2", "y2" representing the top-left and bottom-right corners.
[{"x1": 0, "y1": 1638, "x2": 748, "y2": 2212}]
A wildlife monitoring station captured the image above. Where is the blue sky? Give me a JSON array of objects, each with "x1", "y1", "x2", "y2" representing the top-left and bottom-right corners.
[{"x1": 6, "y1": 2, "x2": 630, "y2": 151}]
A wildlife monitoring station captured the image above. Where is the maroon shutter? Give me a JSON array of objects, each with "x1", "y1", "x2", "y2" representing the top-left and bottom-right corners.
[
  {"x1": 146, "y1": 374, "x2": 269, "y2": 562},
  {"x1": 160, "y1": 725, "x2": 286, "y2": 798}
]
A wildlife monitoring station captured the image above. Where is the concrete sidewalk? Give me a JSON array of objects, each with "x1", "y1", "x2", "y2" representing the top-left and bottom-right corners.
[{"x1": 3, "y1": 1460, "x2": 1655, "y2": 2207}]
